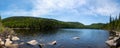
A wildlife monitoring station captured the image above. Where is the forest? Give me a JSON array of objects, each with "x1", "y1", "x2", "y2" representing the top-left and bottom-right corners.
[
  {"x1": 105, "y1": 14, "x2": 120, "y2": 31},
  {"x1": 1, "y1": 16, "x2": 105, "y2": 30},
  {"x1": 2, "y1": 16, "x2": 85, "y2": 30}
]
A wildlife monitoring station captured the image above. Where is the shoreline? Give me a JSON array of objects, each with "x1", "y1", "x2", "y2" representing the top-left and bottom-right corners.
[{"x1": 106, "y1": 30, "x2": 120, "y2": 48}]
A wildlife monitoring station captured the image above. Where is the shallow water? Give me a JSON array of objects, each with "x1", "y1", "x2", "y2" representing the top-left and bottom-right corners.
[{"x1": 14, "y1": 29, "x2": 109, "y2": 48}]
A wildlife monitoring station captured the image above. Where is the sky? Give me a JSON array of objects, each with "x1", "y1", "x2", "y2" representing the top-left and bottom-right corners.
[{"x1": 0, "y1": 0, "x2": 120, "y2": 25}]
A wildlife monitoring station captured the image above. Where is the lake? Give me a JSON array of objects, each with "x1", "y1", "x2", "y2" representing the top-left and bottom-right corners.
[{"x1": 14, "y1": 29, "x2": 109, "y2": 48}]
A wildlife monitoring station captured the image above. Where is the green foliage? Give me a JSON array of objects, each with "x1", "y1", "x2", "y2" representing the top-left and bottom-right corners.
[
  {"x1": 0, "y1": 16, "x2": 3, "y2": 32},
  {"x1": 105, "y1": 14, "x2": 120, "y2": 31},
  {"x1": 84, "y1": 23, "x2": 105, "y2": 29},
  {"x1": 2, "y1": 16, "x2": 106, "y2": 30},
  {"x1": 2, "y1": 16, "x2": 85, "y2": 30},
  {"x1": 59, "y1": 22, "x2": 85, "y2": 28}
]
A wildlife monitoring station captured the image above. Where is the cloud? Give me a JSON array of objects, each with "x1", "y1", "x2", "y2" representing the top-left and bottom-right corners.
[
  {"x1": 90, "y1": 0, "x2": 120, "y2": 16},
  {"x1": 30, "y1": 0, "x2": 87, "y2": 16},
  {"x1": 1, "y1": 0, "x2": 120, "y2": 17}
]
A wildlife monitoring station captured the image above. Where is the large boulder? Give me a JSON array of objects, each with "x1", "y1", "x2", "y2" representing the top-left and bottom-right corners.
[
  {"x1": 5, "y1": 38, "x2": 13, "y2": 46},
  {"x1": 106, "y1": 40, "x2": 116, "y2": 46},
  {"x1": 0, "y1": 38, "x2": 4, "y2": 45},
  {"x1": 12, "y1": 36, "x2": 20, "y2": 41}
]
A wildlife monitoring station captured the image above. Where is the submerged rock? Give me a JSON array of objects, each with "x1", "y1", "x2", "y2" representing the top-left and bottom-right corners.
[
  {"x1": 39, "y1": 44, "x2": 45, "y2": 48},
  {"x1": 20, "y1": 42, "x2": 24, "y2": 45},
  {"x1": 73, "y1": 37, "x2": 80, "y2": 39},
  {"x1": 27, "y1": 40, "x2": 38, "y2": 45},
  {"x1": 48, "y1": 41, "x2": 57, "y2": 45}
]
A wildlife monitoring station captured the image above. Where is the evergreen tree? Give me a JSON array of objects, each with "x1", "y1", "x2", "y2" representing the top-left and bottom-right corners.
[
  {"x1": 0, "y1": 16, "x2": 1, "y2": 22},
  {"x1": 110, "y1": 15, "x2": 112, "y2": 23},
  {"x1": 119, "y1": 13, "x2": 120, "y2": 20},
  {"x1": 109, "y1": 15, "x2": 113, "y2": 30},
  {"x1": 0, "y1": 15, "x2": 2, "y2": 32}
]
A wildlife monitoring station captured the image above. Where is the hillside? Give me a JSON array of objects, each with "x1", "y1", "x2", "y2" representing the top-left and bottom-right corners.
[
  {"x1": 2, "y1": 16, "x2": 85, "y2": 30},
  {"x1": 85, "y1": 23, "x2": 105, "y2": 29}
]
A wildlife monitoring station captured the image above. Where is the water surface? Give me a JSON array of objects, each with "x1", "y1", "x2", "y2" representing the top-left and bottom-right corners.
[{"x1": 14, "y1": 29, "x2": 109, "y2": 48}]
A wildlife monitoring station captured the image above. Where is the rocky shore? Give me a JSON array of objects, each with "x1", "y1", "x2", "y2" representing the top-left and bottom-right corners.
[
  {"x1": 0, "y1": 28, "x2": 58, "y2": 48},
  {"x1": 106, "y1": 30, "x2": 120, "y2": 48}
]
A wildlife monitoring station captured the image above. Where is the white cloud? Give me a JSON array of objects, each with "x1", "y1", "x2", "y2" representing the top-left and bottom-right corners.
[
  {"x1": 91, "y1": 0, "x2": 120, "y2": 16},
  {"x1": 1, "y1": 0, "x2": 120, "y2": 18},
  {"x1": 30, "y1": 0, "x2": 87, "y2": 16}
]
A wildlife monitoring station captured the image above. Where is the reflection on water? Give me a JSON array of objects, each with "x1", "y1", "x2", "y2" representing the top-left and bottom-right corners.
[
  {"x1": 14, "y1": 29, "x2": 58, "y2": 36},
  {"x1": 14, "y1": 29, "x2": 109, "y2": 48}
]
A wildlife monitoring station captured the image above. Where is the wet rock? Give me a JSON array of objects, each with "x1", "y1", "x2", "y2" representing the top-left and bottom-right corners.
[
  {"x1": 73, "y1": 37, "x2": 80, "y2": 39},
  {"x1": 27, "y1": 40, "x2": 38, "y2": 45},
  {"x1": 12, "y1": 36, "x2": 20, "y2": 41},
  {"x1": 39, "y1": 44, "x2": 45, "y2": 48},
  {"x1": 0, "y1": 38, "x2": 4, "y2": 45},
  {"x1": 106, "y1": 40, "x2": 116, "y2": 46},
  {"x1": 48, "y1": 41, "x2": 57, "y2": 45},
  {"x1": 109, "y1": 36, "x2": 114, "y2": 40},
  {"x1": 113, "y1": 37, "x2": 119, "y2": 41},
  {"x1": 7, "y1": 44, "x2": 18, "y2": 48},
  {"x1": 5, "y1": 38, "x2": 18, "y2": 48},
  {"x1": 5, "y1": 38, "x2": 13, "y2": 46},
  {"x1": 109, "y1": 30, "x2": 116, "y2": 36},
  {"x1": 20, "y1": 42, "x2": 24, "y2": 45}
]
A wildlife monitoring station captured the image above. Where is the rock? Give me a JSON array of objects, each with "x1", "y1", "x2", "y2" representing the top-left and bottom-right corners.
[
  {"x1": 5, "y1": 38, "x2": 18, "y2": 48},
  {"x1": 39, "y1": 44, "x2": 45, "y2": 48},
  {"x1": 73, "y1": 37, "x2": 80, "y2": 39},
  {"x1": 20, "y1": 42, "x2": 24, "y2": 45},
  {"x1": 113, "y1": 37, "x2": 119, "y2": 41},
  {"x1": 106, "y1": 40, "x2": 116, "y2": 46},
  {"x1": 48, "y1": 41, "x2": 57, "y2": 45},
  {"x1": 0, "y1": 41, "x2": 4, "y2": 45},
  {"x1": 12, "y1": 36, "x2": 20, "y2": 41},
  {"x1": 0, "y1": 38, "x2": 4, "y2": 45},
  {"x1": 7, "y1": 44, "x2": 18, "y2": 48},
  {"x1": 27, "y1": 40, "x2": 38, "y2": 45},
  {"x1": 7, "y1": 35, "x2": 11, "y2": 38},
  {"x1": 116, "y1": 37, "x2": 120, "y2": 48},
  {"x1": 118, "y1": 33, "x2": 120, "y2": 37},
  {"x1": 5, "y1": 38, "x2": 13, "y2": 46},
  {"x1": 109, "y1": 36, "x2": 114, "y2": 40}
]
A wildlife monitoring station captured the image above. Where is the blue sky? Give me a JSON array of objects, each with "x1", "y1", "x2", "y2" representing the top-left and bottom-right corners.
[{"x1": 0, "y1": 0, "x2": 120, "y2": 25}]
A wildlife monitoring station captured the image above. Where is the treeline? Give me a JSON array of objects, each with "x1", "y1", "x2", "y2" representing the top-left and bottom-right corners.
[
  {"x1": 2, "y1": 16, "x2": 85, "y2": 30},
  {"x1": 0, "y1": 16, "x2": 2, "y2": 32},
  {"x1": 2, "y1": 16, "x2": 105, "y2": 30},
  {"x1": 105, "y1": 14, "x2": 120, "y2": 31},
  {"x1": 0, "y1": 16, "x2": 5, "y2": 32},
  {"x1": 85, "y1": 23, "x2": 105, "y2": 29}
]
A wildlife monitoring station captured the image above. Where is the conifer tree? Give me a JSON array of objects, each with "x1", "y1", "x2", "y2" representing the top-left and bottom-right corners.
[
  {"x1": 110, "y1": 15, "x2": 112, "y2": 23},
  {"x1": 119, "y1": 13, "x2": 120, "y2": 20},
  {"x1": 0, "y1": 15, "x2": 1, "y2": 25}
]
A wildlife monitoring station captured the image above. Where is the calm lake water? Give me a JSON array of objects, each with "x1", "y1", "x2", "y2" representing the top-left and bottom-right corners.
[{"x1": 14, "y1": 29, "x2": 109, "y2": 48}]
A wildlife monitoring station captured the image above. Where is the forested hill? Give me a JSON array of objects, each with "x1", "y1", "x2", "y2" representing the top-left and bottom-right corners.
[
  {"x1": 2, "y1": 16, "x2": 85, "y2": 30},
  {"x1": 85, "y1": 23, "x2": 106, "y2": 29},
  {"x1": 105, "y1": 14, "x2": 120, "y2": 31}
]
